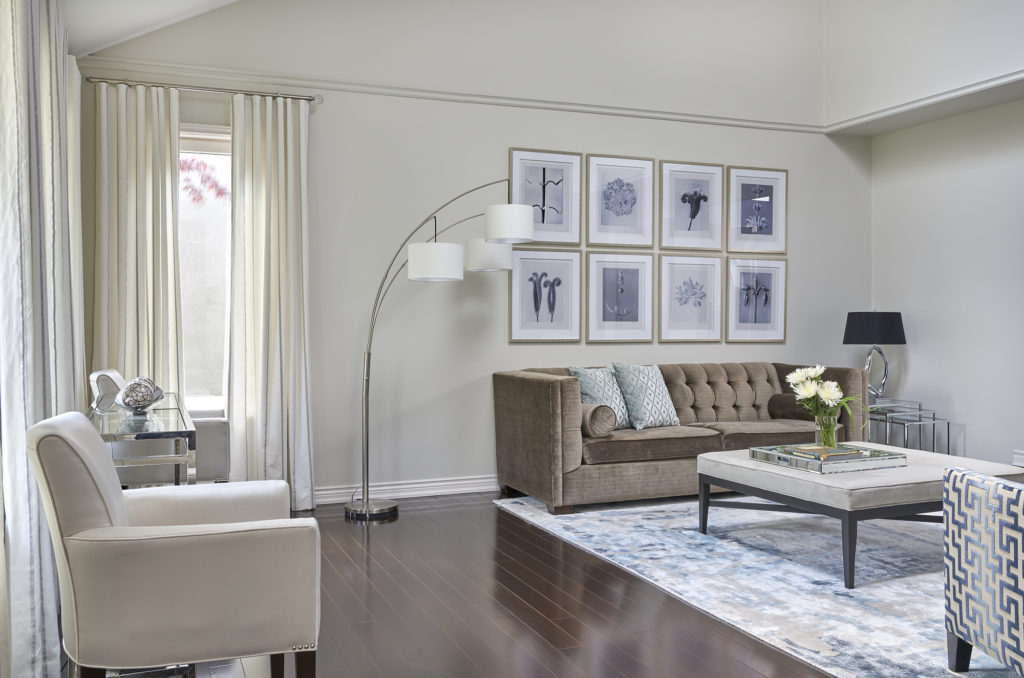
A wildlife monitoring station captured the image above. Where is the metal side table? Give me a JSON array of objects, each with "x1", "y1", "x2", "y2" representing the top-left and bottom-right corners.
[
  {"x1": 88, "y1": 392, "x2": 196, "y2": 486},
  {"x1": 885, "y1": 410, "x2": 951, "y2": 454},
  {"x1": 868, "y1": 398, "x2": 950, "y2": 454}
]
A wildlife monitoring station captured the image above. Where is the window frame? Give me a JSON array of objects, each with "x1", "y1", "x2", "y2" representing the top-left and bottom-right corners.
[{"x1": 178, "y1": 124, "x2": 232, "y2": 419}]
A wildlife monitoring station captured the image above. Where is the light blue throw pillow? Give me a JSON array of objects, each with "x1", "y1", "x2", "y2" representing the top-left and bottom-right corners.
[
  {"x1": 569, "y1": 366, "x2": 629, "y2": 430},
  {"x1": 611, "y1": 362, "x2": 680, "y2": 430}
]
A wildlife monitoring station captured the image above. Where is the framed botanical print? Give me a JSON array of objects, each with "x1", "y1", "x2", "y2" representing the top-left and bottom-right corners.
[
  {"x1": 659, "y1": 254, "x2": 722, "y2": 342},
  {"x1": 509, "y1": 249, "x2": 581, "y2": 343},
  {"x1": 660, "y1": 161, "x2": 723, "y2": 250},
  {"x1": 727, "y1": 167, "x2": 787, "y2": 253},
  {"x1": 586, "y1": 251, "x2": 653, "y2": 343},
  {"x1": 587, "y1": 155, "x2": 654, "y2": 247},
  {"x1": 726, "y1": 257, "x2": 786, "y2": 342},
  {"x1": 509, "y1": 148, "x2": 581, "y2": 245}
]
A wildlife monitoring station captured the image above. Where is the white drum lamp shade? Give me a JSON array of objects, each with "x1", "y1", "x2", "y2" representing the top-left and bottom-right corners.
[
  {"x1": 465, "y1": 238, "x2": 513, "y2": 272},
  {"x1": 408, "y1": 242, "x2": 464, "y2": 281},
  {"x1": 484, "y1": 204, "x2": 533, "y2": 244}
]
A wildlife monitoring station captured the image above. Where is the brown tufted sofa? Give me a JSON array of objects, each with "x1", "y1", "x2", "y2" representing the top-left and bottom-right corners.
[{"x1": 493, "y1": 362, "x2": 867, "y2": 514}]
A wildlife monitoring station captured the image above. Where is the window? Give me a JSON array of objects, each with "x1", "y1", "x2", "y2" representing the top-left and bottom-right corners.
[{"x1": 178, "y1": 125, "x2": 231, "y2": 415}]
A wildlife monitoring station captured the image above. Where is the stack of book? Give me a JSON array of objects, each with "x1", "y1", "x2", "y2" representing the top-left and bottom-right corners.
[{"x1": 749, "y1": 444, "x2": 907, "y2": 474}]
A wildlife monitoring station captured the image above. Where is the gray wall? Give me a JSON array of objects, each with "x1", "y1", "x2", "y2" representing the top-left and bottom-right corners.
[
  {"x1": 90, "y1": 0, "x2": 1019, "y2": 499},
  {"x1": 824, "y1": 0, "x2": 1024, "y2": 124},
  {"x1": 305, "y1": 95, "x2": 871, "y2": 493},
  {"x1": 871, "y1": 98, "x2": 1024, "y2": 462}
]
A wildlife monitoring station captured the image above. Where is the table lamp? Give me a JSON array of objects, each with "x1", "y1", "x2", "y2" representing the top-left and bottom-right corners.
[{"x1": 842, "y1": 311, "x2": 906, "y2": 399}]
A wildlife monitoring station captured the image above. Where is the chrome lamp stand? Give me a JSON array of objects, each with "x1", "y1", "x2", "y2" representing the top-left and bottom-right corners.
[
  {"x1": 344, "y1": 179, "x2": 532, "y2": 522},
  {"x1": 863, "y1": 344, "x2": 889, "y2": 399}
]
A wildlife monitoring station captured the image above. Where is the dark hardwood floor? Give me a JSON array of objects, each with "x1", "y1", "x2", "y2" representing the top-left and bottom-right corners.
[{"x1": 306, "y1": 492, "x2": 829, "y2": 678}]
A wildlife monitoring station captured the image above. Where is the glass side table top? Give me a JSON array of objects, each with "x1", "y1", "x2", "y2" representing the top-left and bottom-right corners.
[
  {"x1": 88, "y1": 392, "x2": 196, "y2": 450},
  {"x1": 869, "y1": 398, "x2": 923, "y2": 414}
]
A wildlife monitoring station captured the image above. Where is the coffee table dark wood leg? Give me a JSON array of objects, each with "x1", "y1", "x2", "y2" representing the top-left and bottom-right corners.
[
  {"x1": 841, "y1": 514, "x2": 857, "y2": 589},
  {"x1": 698, "y1": 475, "x2": 710, "y2": 534}
]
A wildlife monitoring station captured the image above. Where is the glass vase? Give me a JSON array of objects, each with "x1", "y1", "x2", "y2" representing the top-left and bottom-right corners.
[{"x1": 815, "y1": 414, "x2": 839, "y2": 448}]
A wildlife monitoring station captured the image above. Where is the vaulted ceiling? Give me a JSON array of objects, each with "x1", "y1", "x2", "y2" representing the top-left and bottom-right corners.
[{"x1": 60, "y1": 0, "x2": 239, "y2": 57}]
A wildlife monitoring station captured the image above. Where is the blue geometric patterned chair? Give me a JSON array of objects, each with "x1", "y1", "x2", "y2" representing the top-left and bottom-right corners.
[{"x1": 944, "y1": 467, "x2": 1024, "y2": 675}]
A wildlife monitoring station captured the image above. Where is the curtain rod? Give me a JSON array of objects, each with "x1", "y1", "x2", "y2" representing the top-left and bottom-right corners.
[{"x1": 84, "y1": 76, "x2": 323, "y2": 104}]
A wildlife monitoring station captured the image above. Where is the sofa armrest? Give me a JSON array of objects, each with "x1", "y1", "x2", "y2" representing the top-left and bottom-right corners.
[
  {"x1": 123, "y1": 480, "x2": 290, "y2": 526},
  {"x1": 773, "y1": 363, "x2": 868, "y2": 441},
  {"x1": 493, "y1": 371, "x2": 583, "y2": 508}
]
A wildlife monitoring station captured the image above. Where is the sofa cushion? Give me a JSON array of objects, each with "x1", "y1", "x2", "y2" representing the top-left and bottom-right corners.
[
  {"x1": 691, "y1": 419, "x2": 835, "y2": 450},
  {"x1": 611, "y1": 362, "x2": 681, "y2": 430},
  {"x1": 767, "y1": 393, "x2": 814, "y2": 421},
  {"x1": 580, "y1": 404, "x2": 616, "y2": 438},
  {"x1": 659, "y1": 362, "x2": 781, "y2": 424},
  {"x1": 569, "y1": 366, "x2": 629, "y2": 429},
  {"x1": 582, "y1": 425, "x2": 720, "y2": 464}
]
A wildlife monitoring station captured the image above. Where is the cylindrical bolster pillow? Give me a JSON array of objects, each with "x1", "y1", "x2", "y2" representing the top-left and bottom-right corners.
[
  {"x1": 581, "y1": 403, "x2": 616, "y2": 438},
  {"x1": 767, "y1": 393, "x2": 814, "y2": 421}
]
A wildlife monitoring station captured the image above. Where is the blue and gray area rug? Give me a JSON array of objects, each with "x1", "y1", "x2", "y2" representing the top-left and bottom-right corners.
[{"x1": 495, "y1": 496, "x2": 1012, "y2": 678}]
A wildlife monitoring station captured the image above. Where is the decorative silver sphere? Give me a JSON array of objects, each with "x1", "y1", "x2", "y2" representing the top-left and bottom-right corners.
[{"x1": 115, "y1": 377, "x2": 164, "y2": 413}]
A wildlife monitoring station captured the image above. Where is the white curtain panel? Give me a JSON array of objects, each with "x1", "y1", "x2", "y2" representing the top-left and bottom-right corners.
[
  {"x1": 0, "y1": 0, "x2": 85, "y2": 674},
  {"x1": 229, "y1": 94, "x2": 315, "y2": 510},
  {"x1": 91, "y1": 82, "x2": 184, "y2": 395}
]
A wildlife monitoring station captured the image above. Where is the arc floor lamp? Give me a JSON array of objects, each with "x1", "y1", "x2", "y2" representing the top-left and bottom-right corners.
[{"x1": 345, "y1": 179, "x2": 534, "y2": 521}]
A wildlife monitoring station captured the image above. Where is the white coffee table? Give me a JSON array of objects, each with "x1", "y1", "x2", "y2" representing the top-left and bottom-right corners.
[{"x1": 697, "y1": 443, "x2": 1024, "y2": 588}]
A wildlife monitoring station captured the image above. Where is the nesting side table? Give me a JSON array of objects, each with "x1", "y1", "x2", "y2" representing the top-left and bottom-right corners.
[
  {"x1": 868, "y1": 398, "x2": 950, "y2": 454},
  {"x1": 87, "y1": 392, "x2": 196, "y2": 486}
]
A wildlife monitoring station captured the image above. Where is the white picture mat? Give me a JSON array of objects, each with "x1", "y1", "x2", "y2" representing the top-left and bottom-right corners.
[
  {"x1": 726, "y1": 257, "x2": 786, "y2": 342},
  {"x1": 510, "y1": 249, "x2": 581, "y2": 342},
  {"x1": 727, "y1": 167, "x2": 787, "y2": 253},
  {"x1": 510, "y1": 149, "x2": 581, "y2": 244},
  {"x1": 660, "y1": 255, "x2": 722, "y2": 342},
  {"x1": 661, "y1": 162, "x2": 723, "y2": 250},
  {"x1": 587, "y1": 156, "x2": 654, "y2": 246},
  {"x1": 587, "y1": 252, "x2": 653, "y2": 342}
]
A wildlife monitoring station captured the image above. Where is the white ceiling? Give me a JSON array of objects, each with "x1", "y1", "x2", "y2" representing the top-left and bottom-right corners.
[{"x1": 60, "y1": 0, "x2": 240, "y2": 57}]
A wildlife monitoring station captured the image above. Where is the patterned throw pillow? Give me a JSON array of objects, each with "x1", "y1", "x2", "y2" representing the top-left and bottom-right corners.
[
  {"x1": 569, "y1": 366, "x2": 630, "y2": 430},
  {"x1": 611, "y1": 362, "x2": 681, "y2": 430}
]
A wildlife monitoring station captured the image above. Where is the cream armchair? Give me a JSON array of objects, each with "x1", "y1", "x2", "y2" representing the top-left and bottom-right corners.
[{"x1": 26, "y1": 412, "x2": 319, "y2": 677}]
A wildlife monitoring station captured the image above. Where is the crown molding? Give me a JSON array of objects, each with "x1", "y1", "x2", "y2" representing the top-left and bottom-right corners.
[
  {"x1": 77, "y1": 55, "x2": 826, "y2": 135},
  {"x1": 82, "y1": 55, "x2": 1024, "y2": 139},
  {"x1": 825, "y1": 68, "x2": 1024, "y2": 137}
]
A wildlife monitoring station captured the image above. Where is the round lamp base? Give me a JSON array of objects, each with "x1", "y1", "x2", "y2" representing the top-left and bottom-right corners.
[{"x1": 344, "y1": 498, "x2": 399, "y2": 522}]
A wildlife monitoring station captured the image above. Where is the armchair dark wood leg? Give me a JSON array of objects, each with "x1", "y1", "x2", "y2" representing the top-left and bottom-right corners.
[
  {"x1": 546, "y1": 504, "x2": 574, "y2": 515},
  {"x1": 296, "y1": 649, "x2": 317, "y2": 678},
  {"x1": 270, "y1": 653, "x2": 285, "y2": 678},
  {"x1": 78, "y1": 667, "x2": 106, "y2": 678},
  {"x1": 947, "y1": 631, "x2": 973, "y2": 671}
]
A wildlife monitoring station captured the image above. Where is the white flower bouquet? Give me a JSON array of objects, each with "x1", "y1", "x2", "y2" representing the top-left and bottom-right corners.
[{"x1": 785, "y1": 365, "x2": 859, "y2": 448}]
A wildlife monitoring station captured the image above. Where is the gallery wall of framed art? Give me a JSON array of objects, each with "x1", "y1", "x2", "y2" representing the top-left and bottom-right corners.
[{"x1": 507, "y1": 147, "x2": 789, "y2": 344}]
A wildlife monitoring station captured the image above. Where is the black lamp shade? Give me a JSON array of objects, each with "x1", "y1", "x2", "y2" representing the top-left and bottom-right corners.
[{"x1": 843, "y1": 312, "x2": 906, "y2": 345}]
